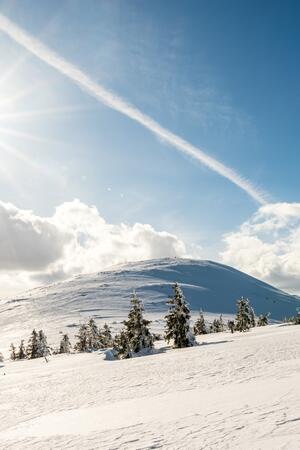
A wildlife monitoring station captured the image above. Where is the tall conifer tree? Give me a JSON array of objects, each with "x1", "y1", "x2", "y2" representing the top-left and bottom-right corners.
[
  {"x1": 26, "y1": 329, "x2": 39, "y2": 359},
  {"x1": 123, "y1": 292, "x2": 153, "y2": 353},
  {"x1": 87, "y1": 318, "x2": 99, "y2": 350},
  {"x1": 37, "y1": 330, "x2": 51, "y2": 358},
  {"x1": 165, "y1": 283, "x2": 195, "y2": 348},
  {"x1": 18, "y1": 340, "x2": 26, "y2": 359},
  {"x1": 235, "y1": 297, "x2": 252, "y2": 332}
]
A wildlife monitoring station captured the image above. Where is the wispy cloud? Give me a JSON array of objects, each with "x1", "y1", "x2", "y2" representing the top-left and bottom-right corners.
[{"x1": 0, "y1": 13, "x2": 267, "y2": 205}]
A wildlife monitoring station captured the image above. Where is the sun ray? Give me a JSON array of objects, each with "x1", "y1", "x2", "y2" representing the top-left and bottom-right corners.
[
  {"x1": 0, "y1": 127, "x2": 62, "y2": 146},
  {"x1": 0, "y1": 140, "x2": 66, "y2": 188},
  {"x1": 0, "y1": 140, "x2": 44, "y2": 171},
  {"x1": 0, "y1": 83, "x2": 43, "y2": 109},
  {"x1": 0, "y1": 52, "x2": 30, "y2": 88},
  {"x1": 0, "y1": 104, "x2": 94, "y2": 121}
]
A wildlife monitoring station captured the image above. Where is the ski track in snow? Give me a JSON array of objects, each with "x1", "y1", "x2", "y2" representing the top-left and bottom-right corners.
[{"x1": 0, "y1": 324, "x2": 299, "y2": 449}]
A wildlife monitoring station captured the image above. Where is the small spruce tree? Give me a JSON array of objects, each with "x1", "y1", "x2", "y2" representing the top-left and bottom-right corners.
[
  {"x1": 10, "y1": 343, "x2": 17, "y2": 361},
  {"x1": 98, "y1": 323, "x2": 113, "y2": 348},
  {"x1": 295, "y1": 309, "x2": 300, "y2": 325},
  {"x1": 211, "y1": 317, "x2": 223, "y2": 333},
  {"x1": 37, "y1": 330, "x2": 51, "y2": 359},
  {"x1": 18, "y1": 340, "x2": 26, "y2": 359},
  {"x1": 165, "y1": 283, "x2": 195, "y2": 348},
  {"x1": 59, "y1": 333, "x2": 72, "y2": 353},
  {"x1": 74, "y1": 324, "x2": 89, "y2": 352},
  {"x1": 249, "y1": 305, "x2": 256, "y2": 327},
  {"x1": 193, "y1": 311, "x2": 207, "y2": 335},
  {"x1": 26, "y1": 329, "x2": 39, "y2": 359},
  {"x1": 257, "y1": 313, "x2": 269, "y2": 327},
  {"x1": 235, "y1": 297, "x2": 252, "y2": 332},
  {"x1": 113, "y1": 329, "x2": 131, "y2": 359},
  {"x1": 219, "y1": 314, "x2": 225, "y2": 332},
  {"x1": 123, "y1": 292, "x2": 153, "y2": 353},
  {"x1": 87, "y1": 318, "x2": 99, "y2": 350},
  {"x1": 227, "y1": 320, "x2": 235, "y2": 333}
]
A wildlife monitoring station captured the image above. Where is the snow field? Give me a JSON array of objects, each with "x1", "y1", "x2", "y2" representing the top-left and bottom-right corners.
[{"x1": 0, "y1": 324, "x2": 299, "y2": 449}]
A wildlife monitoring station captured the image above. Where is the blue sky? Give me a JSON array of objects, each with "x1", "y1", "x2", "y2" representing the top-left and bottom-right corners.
[{"x1": 0, "y1": 1, "x2": 300, "y2": 295}]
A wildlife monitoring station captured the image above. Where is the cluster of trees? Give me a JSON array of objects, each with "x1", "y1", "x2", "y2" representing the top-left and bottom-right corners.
[
  {"x1": 112, "y1": 291, "x2": 154, "y2": 359},
  {"x1": 283, "y1": 309, "x2": 300, "y2": 325},
  {"x1": 9, "y1": 320, "x2": 113, "y2": 361},
  {"x1": 74, "y1": 319, "x2": 113, "y2": 352},
  {"x1": 5, "y1": 284, "x2": 300, "y2": 363},
  {"x1": 7, "y1": 283, "x2": 194, "y2": 361},
  {"x1": 10, "y1": 329, "x2": 51, "y2": 361},
  {"x1": 193, "y1": 297, "x2": 269, "y2": 335},
  {"x1": 75, "y1": 284, "x2": 197, "y2": 359}
]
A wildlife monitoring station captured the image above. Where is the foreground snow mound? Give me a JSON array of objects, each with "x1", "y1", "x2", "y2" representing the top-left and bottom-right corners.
[
  {"x1": 0, "y1": 258, "x2": 299, "y2": 350},
  {"x1": 0, "y1": 324, "x2": 299, "y2": 449}
]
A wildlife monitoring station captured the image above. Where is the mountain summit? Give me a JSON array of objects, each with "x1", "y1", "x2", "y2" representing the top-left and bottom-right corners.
[{"x1": 1, "y1": 258, "x2": 299, "y2": 347}]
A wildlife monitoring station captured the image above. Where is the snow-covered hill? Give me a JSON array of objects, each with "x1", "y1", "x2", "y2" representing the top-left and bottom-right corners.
[
  {"x1": 1, "y1": 324, "x2": 299, "y2": 449},
  {"x1": 1, "y1": 258, "x2": 300, "y2": 351}
]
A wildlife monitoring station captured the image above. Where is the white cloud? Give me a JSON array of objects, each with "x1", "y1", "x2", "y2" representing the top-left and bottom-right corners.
[
  {"x1": 0, "y1": 199, "x2": 194, "y2": 297},
  {"x1": 221, "y1": 202, "x2": 300, "y2": 293},
  {"x1": 0, "y1": 201, "x2": 70, "y2": 270}
]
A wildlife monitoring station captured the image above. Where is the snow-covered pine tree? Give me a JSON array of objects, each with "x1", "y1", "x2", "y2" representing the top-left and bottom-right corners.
[
  {"x1": 235, "y1": 297, "x2": 251, "y2": 332},
  {"x1": 257, "y1": 313, "x2": 269, "y2": 326},
  {"x1": 10, "y1": 343, "x2": 17, "y2": 360},
  {"x1": 0, "y1": 352, "x2": 3, "y2": 363},
  {"x1": 87, "y1": 318, "x2": 99, "y2": 350},
  {"x1": 59, "y1": 333, "x2": 71, "y2": 353},
  {"x1": 98, "y1": 323, "x2": 113, "y2": 348},
  {"x1": 211, "y1": 317, "x2": 222, "y2": 333},
  {"x1": 74, "y1": 323, "x2": 89, "y2": 352},
  {"x1": 37, "y1": 330, "x2": 51, "y2": 359},
  {"x1": 18, "y1": 340, "x2": 26, "y2": 359},
  {"x1": 26, "y1": 329, "x2": 39, "y2": 359},
  {"x1": 123, "y1": 291, "x2": 153, "y2": 354},
  {"x1": 193, "y1": 311, "x2": 207, "y2": 335},
  {"x1": 165, "y1": 282, "x2": 195, "y2": 348},
  {"x1": 249, "y1": 305, "x2": 256, "y2": 327},
  {"x1": 113, "y1": 329, "x2": 131, "y2": 359},
  {"x1": 295, "y1": 309, "x2": 300, "y2": 325},
  {"x1": 219, "y1": 314, "x2": 225, "y2": 332}
]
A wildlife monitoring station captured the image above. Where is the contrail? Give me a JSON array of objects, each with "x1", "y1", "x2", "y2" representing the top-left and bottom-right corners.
[{"x1": 0, "y1": 13, "x2": 266, "y2": 204}]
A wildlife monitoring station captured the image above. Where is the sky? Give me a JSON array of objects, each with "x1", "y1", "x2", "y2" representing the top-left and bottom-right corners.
[{"x1": 0, "y1": 0, "x2": 300, "y2": 296}]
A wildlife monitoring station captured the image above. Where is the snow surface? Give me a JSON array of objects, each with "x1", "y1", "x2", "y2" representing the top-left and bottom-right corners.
[
  {"x1": 1, "y1": 258, "x2": 300, "y2": 354},
  {"x1": 0, "y1": 324, "x2": 299, "y2": 449}
]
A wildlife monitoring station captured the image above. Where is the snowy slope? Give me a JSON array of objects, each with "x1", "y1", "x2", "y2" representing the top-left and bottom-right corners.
[
  {"x1": 0, "y1": 324, "x2": 299, "y2": 449},
  {"x1": 0, "y1": 258, "x2": 300, "y2": 352}
]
